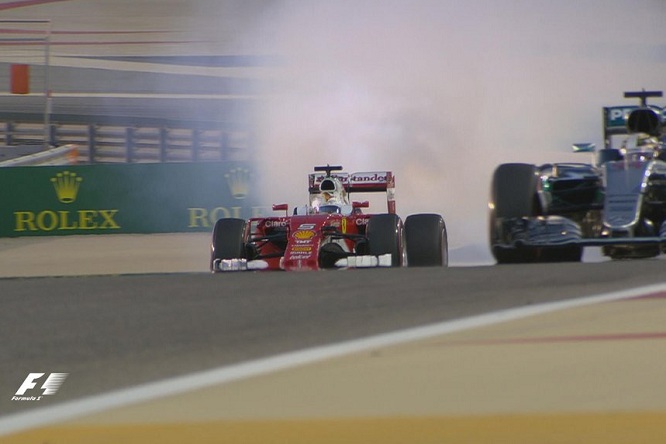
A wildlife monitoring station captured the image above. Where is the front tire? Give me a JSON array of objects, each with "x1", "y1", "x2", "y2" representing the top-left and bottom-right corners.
[
  {"x1": 538, "y1": 246, "x2": 583, "y2": 262},
  {"x1": 489, "y1": 163, "x2": 583, "y2": 263},
  {"x1": 405, "y1": 214, "x2": 448, "y2": 267},
  {"x1": 489, "y1": 163, "x2": 540, "y2": 264},
  {"x1": 211, "y1": 218, "x2": 246, "y2": 271}
]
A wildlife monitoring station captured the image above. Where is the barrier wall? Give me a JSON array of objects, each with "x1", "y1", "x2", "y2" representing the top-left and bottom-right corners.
[{"x1": 0, "y1": 161, "x2": 259, "y2": 237}]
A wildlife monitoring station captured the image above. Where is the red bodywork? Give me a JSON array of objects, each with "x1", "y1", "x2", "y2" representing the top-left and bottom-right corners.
[
  {"x1": 243, "y1": 170, "x2": 395, "y2": 271},
  {"x1": 246, "y1": 213, "x2": 371, "y2": 271}
]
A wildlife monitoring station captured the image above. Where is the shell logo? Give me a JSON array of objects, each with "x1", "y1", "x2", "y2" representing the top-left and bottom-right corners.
[{"x1": 293, "y1": 230, "x2": 316, "y2": 240}]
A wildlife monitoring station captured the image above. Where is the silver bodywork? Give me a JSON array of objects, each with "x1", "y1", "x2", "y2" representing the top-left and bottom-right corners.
[
  {"x1": 492, "y1": 90, "x2": 666, "y2": 260},
  {"x1": 512, "y1": 155, "x2": 666, "y2": 246}
]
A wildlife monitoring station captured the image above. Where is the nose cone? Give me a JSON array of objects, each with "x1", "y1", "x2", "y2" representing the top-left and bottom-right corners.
[{"x1": 282, "y1": 216, "x2": 326, "y2": 271}]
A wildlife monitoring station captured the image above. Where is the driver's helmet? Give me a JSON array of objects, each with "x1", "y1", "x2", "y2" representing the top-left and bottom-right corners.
[{"x1": 319, "y1": 177, "x2": 347, "y2": 205}]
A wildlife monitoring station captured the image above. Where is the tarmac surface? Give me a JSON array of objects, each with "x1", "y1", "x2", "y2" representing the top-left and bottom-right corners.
[{"x1": 0, "y1": 234, "x2": 665, "y2": 443}]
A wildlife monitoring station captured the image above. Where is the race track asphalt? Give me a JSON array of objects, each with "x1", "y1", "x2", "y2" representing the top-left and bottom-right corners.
[{"x1": 1, "y1": 234, "x2": 666, "y2": 443}]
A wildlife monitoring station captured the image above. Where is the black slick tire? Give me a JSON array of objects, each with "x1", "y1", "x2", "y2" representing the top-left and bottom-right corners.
[
  {"x1": 490, "y1": 163, "x2": 583, "y2": 263},
  {"x1": 489, "y1": 163, "x2": 539, "y2": 264},
  {"x1": 405, "y1": 213, "x2": 448, "y2": 267},
  {"x1": 366, "y1": 213, "x2": 405, "y2": 267},
  {"x1": 210, "y1": 218, "x2": 246, "y2": 271}
]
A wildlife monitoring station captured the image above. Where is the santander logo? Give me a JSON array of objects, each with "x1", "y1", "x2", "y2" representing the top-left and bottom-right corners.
[{"x1": 350, "y1": 172, "x2": 388, "y2": 183}]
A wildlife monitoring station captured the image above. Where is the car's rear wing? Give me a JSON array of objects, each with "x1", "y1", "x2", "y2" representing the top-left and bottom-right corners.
[
  {"x1": 308, "y1": 170, "x2": 396, "y2": 213},
  {"x1": 603, "y1": 105, "x2": 639, "y2": 144}
]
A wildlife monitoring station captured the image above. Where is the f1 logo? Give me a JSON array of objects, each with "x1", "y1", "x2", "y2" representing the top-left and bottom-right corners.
[{"x1": 16, "y1": 373, "x2": 68, "y2": 396}]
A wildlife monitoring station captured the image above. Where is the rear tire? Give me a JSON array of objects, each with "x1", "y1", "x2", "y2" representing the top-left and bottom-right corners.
[
  {"x1": 211, "y1": 218, "x2": 246, "y2": 271},
  {"x1": 604, "y1": 245, "x2": 659, "y2": 260},
  {"x1": 367, "y1": 214, "x2": 405, "y2": 267},
  {"x1": 405, "y1": 214, "x2": 448, "y2": 267}
]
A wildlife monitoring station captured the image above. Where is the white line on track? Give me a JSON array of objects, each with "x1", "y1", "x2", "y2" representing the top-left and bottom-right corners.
[{"x1": 2, "y1": 282, "x2": 665, "y2": 436}]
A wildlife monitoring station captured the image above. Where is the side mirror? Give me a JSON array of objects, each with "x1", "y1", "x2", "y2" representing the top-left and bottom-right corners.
[
  {"x1": 572, "y1": 143, "x2": 596, "y2": 153},
  {"x1": 352, "y1": 201, "x2": 370, "y2": 209},
  {"x1": 272, "y1": 203, "x2": 289, "y2": 216}
]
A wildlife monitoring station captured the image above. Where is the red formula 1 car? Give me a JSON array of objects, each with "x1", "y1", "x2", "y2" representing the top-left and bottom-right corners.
[{"x1": 211, "y1": 165, "x2": 448, "y2": 271}]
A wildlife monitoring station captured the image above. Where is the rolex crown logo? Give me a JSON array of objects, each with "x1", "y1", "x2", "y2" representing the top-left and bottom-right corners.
[
  {"x1": 225, "y1": 168, "x2": 250, "y2": 200},
  {"x1": 51, "y1": 171, "x2": 83, "y2": 204}
]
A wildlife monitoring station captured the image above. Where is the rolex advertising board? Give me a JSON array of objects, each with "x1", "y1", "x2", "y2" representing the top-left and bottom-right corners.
[{"x1": 0, "y1": 162, "x2": 259, "y2": 237}]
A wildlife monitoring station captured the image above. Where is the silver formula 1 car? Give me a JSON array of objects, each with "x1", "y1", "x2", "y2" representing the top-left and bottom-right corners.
[{"x1": 489, "y1": 90, "x2": 666, "y2": 263}]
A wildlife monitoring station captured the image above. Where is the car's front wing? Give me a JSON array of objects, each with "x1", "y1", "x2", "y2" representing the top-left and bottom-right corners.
[
  {"x1": 212, "y1": 254, "x2": 394, "y2": 272},
  {"x1": 493, "y1": 216, "x2": 666, "y2": 250}
]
